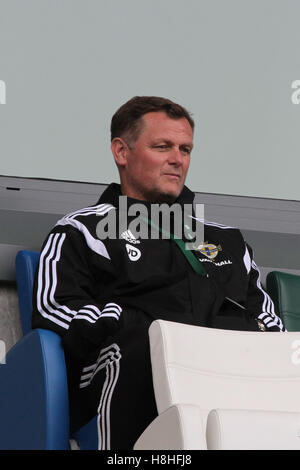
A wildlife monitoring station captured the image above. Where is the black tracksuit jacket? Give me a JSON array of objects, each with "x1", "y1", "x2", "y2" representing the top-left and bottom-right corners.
[{"x1": 32, "y1": 183, "x2": 285, "y2": 363}]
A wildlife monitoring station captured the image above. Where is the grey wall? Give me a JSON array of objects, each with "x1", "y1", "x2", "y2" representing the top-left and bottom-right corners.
[
  {"x1": 1, "y1": 0, "x2": 300, "y2": 200},
  {"x1": 0, "y1": 282, "x2": 22, "y2": 353},
  {"x1": 1, "y1": 175, "x2": 299, "y2": 282}
]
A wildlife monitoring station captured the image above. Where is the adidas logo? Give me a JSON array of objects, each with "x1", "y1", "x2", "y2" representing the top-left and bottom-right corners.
[{"x1": 120, "y1": 229, "x2": 140, "y2": 244}]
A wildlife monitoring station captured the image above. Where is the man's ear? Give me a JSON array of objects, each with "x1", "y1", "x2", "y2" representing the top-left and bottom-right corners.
[{"x1": 111, "y1": 138, "x2": 129, "y2": 168}]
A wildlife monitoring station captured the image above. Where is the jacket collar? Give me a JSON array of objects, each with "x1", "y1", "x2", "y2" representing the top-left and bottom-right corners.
[{"x1": 97, "y1": 182, "x2": 195, "y2": 209}]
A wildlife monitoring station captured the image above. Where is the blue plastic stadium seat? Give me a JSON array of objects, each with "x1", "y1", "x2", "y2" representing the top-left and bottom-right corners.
[
  {"x1": 0, "y1": 329, "x2": 69, "y2": 449},
  {"x1": 0, "y1": 250, "x2": 97, "y2": 449},
  {"x1": 15, "y1": 250, "x2": 40, "y2": 335}
]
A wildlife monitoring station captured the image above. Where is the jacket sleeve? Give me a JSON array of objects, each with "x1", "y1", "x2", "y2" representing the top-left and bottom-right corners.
[
  {"x1": 32, "y1": 225, "x2": 123, "y2": 360},
  {"x1": 244, "y1": 243, "x2": 286, "y2": 332}
]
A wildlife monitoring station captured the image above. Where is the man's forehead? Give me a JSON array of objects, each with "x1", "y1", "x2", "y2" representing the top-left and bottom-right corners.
[
  {"x1": 141, "y1": 111, "x2": 194, "y2": 136},
  {"x1": 142, "y1": 111, "x2": 191, "y2": 125}
]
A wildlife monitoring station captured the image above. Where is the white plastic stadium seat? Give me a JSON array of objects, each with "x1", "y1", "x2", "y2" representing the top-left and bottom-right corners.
[
  {"x1": 134, "y1": 320, "x2": 300, "y2": 450},
  {"x1": 206, "y1": 409, "x2": 300, "y2": 450}
]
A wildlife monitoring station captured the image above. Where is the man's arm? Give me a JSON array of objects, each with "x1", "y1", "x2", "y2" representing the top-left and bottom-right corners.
[
  {"x1": 244, "y1": 243, "x2": 286, "y2": 332},
  {"x1": 32, "y1": 226, "x2": 123, "y2": 360}
]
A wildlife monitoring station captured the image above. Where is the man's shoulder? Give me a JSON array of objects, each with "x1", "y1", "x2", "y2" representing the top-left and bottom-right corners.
[
  {"x1": 55, "y1": 202, "x2": 116, "y2": 230},
  {"x1": 195, "y1": 217, "x2": 245, "y2": 245},
  {"x1": 59, "y1": 183, "x2": 121, "y2": 229},
  {"x1": 202, "y1": 218, "x2": 240, "y2": 233},
  {"x1": 41, "y1": 201, "x2": 114, "y2": 258}
]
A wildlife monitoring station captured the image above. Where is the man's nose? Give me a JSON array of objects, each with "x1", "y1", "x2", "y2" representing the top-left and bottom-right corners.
[{"x1": 167, "y1": 147, "x2": 183, "y2": 165}]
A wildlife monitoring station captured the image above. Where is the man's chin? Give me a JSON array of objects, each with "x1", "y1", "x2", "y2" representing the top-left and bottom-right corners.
[{"x1": 153, "y1": 188, "x2": 183, "y2": 204}]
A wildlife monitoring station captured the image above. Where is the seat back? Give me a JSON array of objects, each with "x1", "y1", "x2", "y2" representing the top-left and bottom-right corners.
[
  {"x1": 149, "y1": 320, "x2": 300, "y2": 422},
  {"x1": 0, "y1": 329, "x2": 70, "y2": 450},
  {"x1": 206, "y1": 408, "x2": 300, "y2": 450},
  {"x1": 267, "y1": 271, "x2": 300, "y2": 331},
  {"x1": 14, "y1": 249, "x2": 98, "y2": 449},
  {"x1": 7, "y1": 250, "x2": 70, "y2": 449},
  {"x1": 15, "y1": 250, "x2": 40, "y2": 335}
]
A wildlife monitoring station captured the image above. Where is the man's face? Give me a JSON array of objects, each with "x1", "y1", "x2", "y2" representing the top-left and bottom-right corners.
[{"x1": 116, "y1": 111, "x2": 193, "y2": 203}]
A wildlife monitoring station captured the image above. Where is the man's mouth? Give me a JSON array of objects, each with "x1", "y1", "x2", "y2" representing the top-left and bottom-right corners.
[{"x1": 164, "y1": 173, "x2": 180, "y2": 180}]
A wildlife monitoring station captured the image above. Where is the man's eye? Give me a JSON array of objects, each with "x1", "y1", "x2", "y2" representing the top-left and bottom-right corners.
[
  {"x1": 181, "y1": 147, "x2": 191, "y2": 154},
  {"x1": 155, "y1": 145, "x2": 168, "y2": 150}
]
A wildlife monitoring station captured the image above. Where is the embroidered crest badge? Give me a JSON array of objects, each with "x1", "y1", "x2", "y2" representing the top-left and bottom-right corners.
[{"x1": 196, "y1": 241, "x2": 222, "y2": 260}]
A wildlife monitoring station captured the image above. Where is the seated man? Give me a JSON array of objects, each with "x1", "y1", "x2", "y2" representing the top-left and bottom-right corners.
[{"x1": 32, "y1": 96, "x2": 285, "y2": 449}]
